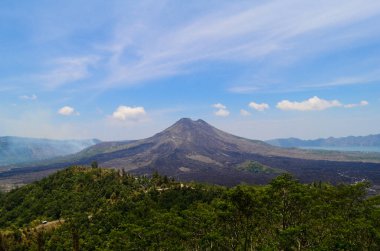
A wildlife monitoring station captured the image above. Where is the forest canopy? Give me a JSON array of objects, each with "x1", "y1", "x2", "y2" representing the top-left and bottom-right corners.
[{"x1": 1, "y1": 166, "x2": 380, "y2": 250}]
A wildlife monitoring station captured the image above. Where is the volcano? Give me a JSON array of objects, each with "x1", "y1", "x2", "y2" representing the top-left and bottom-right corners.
[{"x1": 2, "y1": 118, "x2": 380, "y2": 186}]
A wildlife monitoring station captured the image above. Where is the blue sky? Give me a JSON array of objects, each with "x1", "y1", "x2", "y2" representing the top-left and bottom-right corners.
[{"x1": 0, "y1": 0, "x2": 380, "y2": 140}]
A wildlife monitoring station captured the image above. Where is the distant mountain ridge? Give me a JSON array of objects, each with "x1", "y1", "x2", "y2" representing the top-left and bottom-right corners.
[
  {"x1": 0, "y1": 136, "x2": 100, "y2": 166},
  {"x1": 266, "y1": 134, "x2": 380, "y2": 148}
]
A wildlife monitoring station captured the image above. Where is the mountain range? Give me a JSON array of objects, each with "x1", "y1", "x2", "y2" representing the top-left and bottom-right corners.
[
  {"x1": 1, "y1": 118, "x2": 380, "y2": 188},
  {"x1": 266, "y1": 134, "x2": 380, "y2": 148},
  {"x1": 0, "y1": 137, "x2": 100, "y2": 166}
]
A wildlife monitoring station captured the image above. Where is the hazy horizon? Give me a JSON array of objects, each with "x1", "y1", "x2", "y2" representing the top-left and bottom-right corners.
[
  {"x1": 1, "y1": 1, "x2": 380, "y2": 141},
  {"x1": 1, "y1": 117, "x2": 379, "y2": 142}
]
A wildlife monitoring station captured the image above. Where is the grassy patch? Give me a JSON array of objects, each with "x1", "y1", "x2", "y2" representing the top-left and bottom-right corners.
[{"x1": 237, "y1": 161, "x2": 286, "y2": 174}]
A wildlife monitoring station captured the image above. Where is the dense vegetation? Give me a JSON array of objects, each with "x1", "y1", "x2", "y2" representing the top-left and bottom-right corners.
[
  {"x1": 1, "y1": 166, "x2": 380, "y2": 250},
  {"x1": 237, "y1": 161, "x2": 285, "y2": 174}
]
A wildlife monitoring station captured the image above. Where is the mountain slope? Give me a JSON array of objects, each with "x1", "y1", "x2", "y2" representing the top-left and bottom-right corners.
[
  {"x1": 0, "y1": 137, "x2": 100, "y2": 166},
  {"x1": 267, "y1": 134, "x2": 380, "y2": 148},
  {"x1": 2, "y1": 118, "x2": 380, "y2": 187},
  {"x1": 73, "y1": 118, "x2": 380, "y2": 169}
]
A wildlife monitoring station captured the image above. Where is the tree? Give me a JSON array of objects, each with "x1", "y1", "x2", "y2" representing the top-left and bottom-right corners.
[{"x1": 91, "y1": 161, "x2": 98, "y2": 169}]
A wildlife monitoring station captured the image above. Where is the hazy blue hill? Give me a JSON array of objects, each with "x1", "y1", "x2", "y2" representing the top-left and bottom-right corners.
[
  {"x1": 0, "y1": 137, "x2": 101, "y2": 166},
  {"x1": 267, "y1": 134, "x2": 380, "y2": 148}
]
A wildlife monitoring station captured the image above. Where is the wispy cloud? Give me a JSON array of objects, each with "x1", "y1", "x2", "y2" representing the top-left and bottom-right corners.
[
  {"x1": 228, "y1": 86, "x2": 260, "y2": 94},
  {"x1": 102, "y1": 0, "x2": 380, "y2": 86},
  {"x1": 230, "y1": 71, "x2": 380, "y2": 94},
  {"x1": 301, "y1": 72, "x2": 380, "y2": 89},
  {"x1": 0, "y1": 86, "x2": 18, "y2": 92},
  {"x1": 240, "y1": 109, "x2": 251, "y2": 116},
  {"x1": 344, "y1": 100, "x2": 369, "y2": 108},
  {"x1": 38, "y1": 56, "x2": 99, "y2": 88},
  {"x1": 19, "y1": 94, "x2": 37, "y2": 101}
]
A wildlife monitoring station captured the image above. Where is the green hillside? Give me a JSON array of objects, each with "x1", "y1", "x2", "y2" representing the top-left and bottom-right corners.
[{"x1": 1, "y1": 166, "x2": 380, "y2": 250}]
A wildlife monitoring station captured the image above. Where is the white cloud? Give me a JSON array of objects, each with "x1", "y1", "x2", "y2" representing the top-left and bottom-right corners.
[
  {"x1": 240, "y1": 109, "x2": 251, "y2": 116},
  {"x1": 112, "y1": 106, "x2": 147, "y2": 121},
  {"x1": 361, "y1": 100, "x2": 369, "y2": 106},
  {"x1": 277, "y1": 97, "x2": 370, "y2": 111},
  {"x1": 39, "y1": 56, "x2": 99, "y2": 88},
  {"x1": 344, "y1": 100, "x2": 369, "y2": 108},
  {"x1": 249, "y1": 102, "x2": 269, "y2": 111},
  {"x1": 58, "y1": 106, "x2": 78, "y2": 116},
  {"x1": 215, "y1": 109, "x2": 230, "y2": 117},
  {"x1": 212, "y1": 103, "x2": 230, "y2": 117},
  {"x1": 19, "y1": 94, "x2": 37, "y2": 100},
  {"x1": 277, "y1": 96, "x2": 342, "y2": 111},
  {"x1": 213, "y1": 103, "x2": 227, "y2": 109}
]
